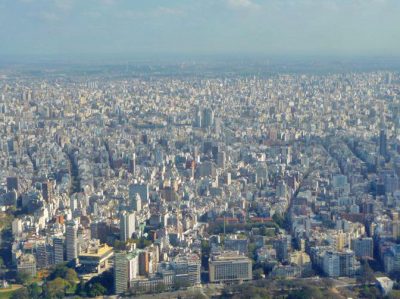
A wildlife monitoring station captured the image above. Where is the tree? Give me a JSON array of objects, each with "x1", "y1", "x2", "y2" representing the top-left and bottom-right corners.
[
  {"x1": 358, "y1": 260, "x2": 375, "y2": 285},
  {"x1": 227, "y1": 284, "x2": 271, "y2": 299},
  {"x1": 44, "y1": 277, "x2": 70, "y2": 299},
  {"x1": 47, "y1": 264, "x2": 78, "y2": 294},
  {"x1": 191, "y1": 291, "x2": 208, "y2": 299},
  {"x1": 287, "y1": 286, "x2": 323, "y2": 299},
  {"x1": 86, "y1": 282, "x2": 107, "y2": 297},
  {"x1": 113, "y1": 240, "x2": 126, "y2": 251},
  {"x1": 28, "y1": 282, "x2": 42, "y2": 299},
  {"x1": 16, "y1": 272, "x2": 31, "y2": 285},
  {"x1": 64, "y1": 268, "x2": 78, "y2": 284},
  {"x1": 49, "y1": 264, "x2": 69, "y2": 280},
  {"x1": 10, "y1": 287, "x2": 29, "y2": 299},
  {"x1": 83, "y1": 269, "x2": 113, "y2": 296},
  {"x1": 359, "y1": 286, "x2": 380, "y2": 299}
]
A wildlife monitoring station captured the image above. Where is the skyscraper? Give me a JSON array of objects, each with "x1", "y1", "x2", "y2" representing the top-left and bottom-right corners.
[
  {"x1": 42, "y1": 180, "x2": 54, "y2": 202},
  {"x1": 217, "y1": 151, "x2": 226, "y2": 169},
  {"x1": 202, "y1": 107, "x2": 214, "y2": 128},
  {"x1": 66, "y1": 221, "x2": 78, "y2": 263},
  {"x1": 322, "y1": 251, "x2": 340, "y2": 277},
  {"x1": 193, "y1": 106, "x2": 202, "y2": 128},
  {"x1": 139, "y1": 250, "x2": 150, "y2": 276},
  {"x1": 53, "y1": 237, "x2": 64, "y2": 265},
  {"x1": 351, "y1": 237, "x2": 374, "y2": 260},
  {"x1": 114, "y1": 251, "x2": 129, "y2": 294},
  {"x1": 129, "y1": 153, "x2": 136, "y2": 176},
  {"x1": 120, "y1": 211, "x2": 136, "y2": 242},
  {"x1": 273, "y1": 236, "x2": 290, "y2": 262},
  {"x1": 36, "y1": 242, "x2": 50, "y2": 269},
  {"x1": 379, "y1": 128, "x2": 387, "y2": 158}
]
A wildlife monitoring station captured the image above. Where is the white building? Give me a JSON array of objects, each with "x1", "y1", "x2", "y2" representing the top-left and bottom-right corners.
[
  {"x1": 209, "y1": 251, "x2": 252, "y2": 283},
  {"x1": 66, "y1": 220, "x2": 78, "y2": 263},
  {"x1": 120, "y1": 211, "x2": 136, "y2": 242}
]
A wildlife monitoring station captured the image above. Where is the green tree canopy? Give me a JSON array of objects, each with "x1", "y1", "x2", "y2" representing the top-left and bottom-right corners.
[
  {"x1": 28, "y1": 282, "x2": 42, "y2": 299},
  {"x1": 44, "y1": 277, "x2": 70, "y2": 299},
  {"x1": 86, "y1": 282, "x2": 107, "y2": 297},
  {"x1": 15, "y1": 272, "x2": 31, "y2": 285},
  {"x1": 287, "y1": 286, "x2": 323, "y2": 299},
  {"x1": 64, "y1": 268, "x2": 78, "y2": 284},
  {"x1": 10, "y1": 287, "x2": 29, "y2": 299}
]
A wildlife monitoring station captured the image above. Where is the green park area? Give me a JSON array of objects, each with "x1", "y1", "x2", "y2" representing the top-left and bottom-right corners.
[{"x1": 0, "y1": 285, "x2": 23, "y2": 299}]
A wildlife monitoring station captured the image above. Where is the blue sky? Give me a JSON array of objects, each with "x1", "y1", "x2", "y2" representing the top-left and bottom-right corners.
[{"x1": 0, "y1": 0, "x2": 399, "y2": 58}]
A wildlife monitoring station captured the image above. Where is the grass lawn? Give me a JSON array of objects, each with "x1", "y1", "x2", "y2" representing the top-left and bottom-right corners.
[{"x1": 0, "y1": 285, "x2": 23, "y2": 299}]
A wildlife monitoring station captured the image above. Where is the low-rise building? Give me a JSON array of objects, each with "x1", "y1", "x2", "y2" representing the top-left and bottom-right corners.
[{"x1": 79, "y1": 239, "x2": 113, "y2": 274}]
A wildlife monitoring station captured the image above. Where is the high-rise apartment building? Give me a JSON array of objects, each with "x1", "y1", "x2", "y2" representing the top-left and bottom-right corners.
[
  {"x1": 351, "y1": 237, "x2": 374, "y2": 259},
  {"x1": 66, "y1": 221, "x2": 78, "y2": 263},
  {"x1": 53, "y1": 237, "x2": 64, "y2": 265},
  {"x1": 120, "y1": 211, "x2": 136, "y2": 242},
  {"x1": 114, "y1": 251, "x2": 129, "y2": 294}
]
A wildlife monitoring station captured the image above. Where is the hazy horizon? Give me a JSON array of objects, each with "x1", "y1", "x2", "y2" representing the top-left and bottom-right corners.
[{"x1": 1, "y1": 0, "x2": 400, "y2": 60}]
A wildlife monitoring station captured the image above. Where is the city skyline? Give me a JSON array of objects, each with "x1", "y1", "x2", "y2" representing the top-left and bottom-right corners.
[{"x1": 2, "y1": 1, "x2": 400, "y2": 298}]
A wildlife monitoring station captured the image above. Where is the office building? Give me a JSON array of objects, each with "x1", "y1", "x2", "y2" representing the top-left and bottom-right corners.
[
  {"x1": 322, "y1": 251, "x2": 340, "y2": 277},
  {"x1": 384, "y1": 244, "x2": 400, "y2": 274},
  {"x1": 273, "y1": 236, "x2": 291, "y2": 262},
  {"x1": 114, "y1": 251, "x2": 129, "y2": 294},
  {"x1": 53, "y1": 237, "x2": 64, "y2": 265},
  {"x1": 139, "y1": 250, "x2": 150, "y2": 276},
  {"x1": 36, "y1": 242, "x2": 50, "y2": 269},
  {"x1": 351, "y1": 237, "x2": 374, "y2": 259},
  {"x1": 322, "y1": 250, "x2": 359, "y2": 277},
  {"x1": 209, "y1": 251, "x2": 252, "y2": 283},
  {"x1": 202, "y1": 107, "x2": 214, "y2": 128},
  {"x1": 120, "y1": 211, "x2": 136, "y2": 242},
  {"x1": 79, "y1": 240, "x2": 113, "y2": 274},
  {"x1": 66, "y1": 221, "x2": 78, "y2": 263},
  {"x1": 379, "y1": 127, "x2": 387, "y2": 158},
  {"x1": 171, "y1": 253, "x2": 201, "y2": 285}
]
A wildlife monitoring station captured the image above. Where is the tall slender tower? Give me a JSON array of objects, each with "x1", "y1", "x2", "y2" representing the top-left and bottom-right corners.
[
  {"x1": 379, "y1": 110, "x2": 388, "y2": 159},
  {"x1": 129, "y1": 153, "x2": 136, "y2": 176},
  {"x1": 53, "y1": 237, "x2": 64, "y2": 265},
  {"x1": 114, "y1": 251, "x2": 129, "y2": 294},
  {"x1": 120, "y1": 211, "x2": 136, "y2": 242},
  {"x1": 66, "y1": 221, "x2": 78, "y2": 263}
]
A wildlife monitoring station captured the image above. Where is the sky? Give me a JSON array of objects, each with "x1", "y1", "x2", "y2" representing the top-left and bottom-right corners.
[{"x1": 0, "y1": 0, "x2": 400, "y2": 59}]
